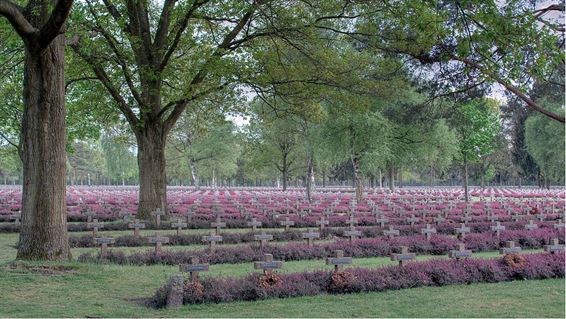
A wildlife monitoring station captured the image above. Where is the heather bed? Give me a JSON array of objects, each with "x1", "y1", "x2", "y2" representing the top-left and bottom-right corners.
[
  {"x1": 67, "y1": 220, "x2": 560, "y2": 248},
  {"x1": 149, "y1": 252, "x2": 565, "y2": 307},
  {"x1": 0, "y1": 212, "x2": 561, "y2": 233},
  {"x1": 78, "y1": 228, "x2": 564, "y2": 265}
]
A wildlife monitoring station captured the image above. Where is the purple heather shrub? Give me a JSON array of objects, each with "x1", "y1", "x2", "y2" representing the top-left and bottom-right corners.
[
  {"x1": 150, "y1": 252, "x2": 564, "y2": 307},
  {"x1": 79, "y1": 228, "x2": 564, "y2": 266}
]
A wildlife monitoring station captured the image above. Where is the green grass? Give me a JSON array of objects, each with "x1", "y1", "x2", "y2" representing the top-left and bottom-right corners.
[
  {"x1": 0, "y1": 230, "x2": 563, "y2": 318},
  {"x1": 0, "y1": 261, "x2": 563, "y2": 318}
]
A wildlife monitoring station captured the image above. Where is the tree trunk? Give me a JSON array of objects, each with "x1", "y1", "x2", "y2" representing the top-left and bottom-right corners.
[
  {"x1": 136, "y1": 125, "x2": 168, "y2": 219},
  {"x1": 463, "y1": 156, "x2": 469, "y2": 202},
  {"x1": 322, "y1": 170, "x2": 326, "y2": 188},
  {"x1": 351, "y1": 156, "x2": 363, "y2": 202},
  {"x1": 282, "y1": 153, "x2": 288, "y2": 191},
  {"x1": 429, "y1": 164, "x2": 434, "y2": 187},
  {"x1": 17, "y1": 34, "x2": 70, "y2": 260},
  {"x1": 388, "y1": 165, "x2": 395, "y2": 192},
  {"x1": 305, "y1": 148, "x2": 314, "y2": 202},
  {"x1": 379, "y1": 169, "x2": 383, "y2": 189},
  {"x1": 189, "y1": 158, "x2": 199, "y2": 189}
]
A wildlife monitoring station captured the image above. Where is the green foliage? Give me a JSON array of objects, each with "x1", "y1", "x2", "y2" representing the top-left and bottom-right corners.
[
  {"x1": 525, "y1": 101, "x2": 565, "y2": 182},
  {"x1": 453, "y1": 99, "x2": 501, "y2": 162}
]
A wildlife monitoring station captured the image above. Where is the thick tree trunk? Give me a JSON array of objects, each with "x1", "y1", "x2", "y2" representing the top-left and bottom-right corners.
[
  {"x1": 351, "y1": 156, "x2": 363, "y2": 202},
  {"x1": 322, "y1": 170, "x2": 326, "y2": 188},
  {"x1": 17, "y1": 35, "x2": 70, "y2": 260},
  {"x1": 137, "y1": 125, "x2": 168, "y2": 220},
  {"x1": 379, "y1": 169, "x2": 383, "y2": 189},
  {"x1": 463, "y1": 156, "x2": 469, "y2": 202}
]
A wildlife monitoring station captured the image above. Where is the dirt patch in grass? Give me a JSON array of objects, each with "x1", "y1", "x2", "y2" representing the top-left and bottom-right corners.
[{"x1": 7, "y1": 261, "x2": 79, "y2": 275}]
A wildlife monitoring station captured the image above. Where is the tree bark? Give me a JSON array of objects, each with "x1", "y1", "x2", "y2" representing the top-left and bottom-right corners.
[
  {"x1": 282, "y1": 152, "x2": 288, "y2": 191},
  {"x1": 136, "y1": 124, "x2": 168, "y2": 220},
  {"x1": 463, "y1": 156, "x2": 469, "y2": 202},
  {"x1": 388, "y1": 165, "x2": 395, "y2": 192},
  {"x1": 189, "y1": 157, "x2": 199, "y2": 189},
  {"x1": 17, "y1": 30, "x2": 70, "y2": 260},
  {"x1": 305, "y1": 148, "x2": 314, "y2": 202},
  {"x1": 351, "y1": 156, "x2": 363, "y2": 202}
]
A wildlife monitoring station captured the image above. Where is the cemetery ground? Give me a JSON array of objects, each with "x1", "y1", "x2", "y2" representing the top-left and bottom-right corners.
[{"x1": 0, "y1": 229, "x2": 564, "y2": 317}]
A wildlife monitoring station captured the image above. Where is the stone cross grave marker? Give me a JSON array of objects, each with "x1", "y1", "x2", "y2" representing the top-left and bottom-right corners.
[
  {"x1": 326, "y1": 250, "x2": 352, "y2": 272},
  {"x1": 171, "y1": 218, "x2": 188, "y2": 236},
  {"x1": 148, "y1": 232, "x2": 170, "y2": 253},
  {"x1": 347, "y1": 215, "x2": 358, "y2": 227},
  {"x1": 491, "y1": 221, "x2": 505, "y2": 237},
  {"x1": 128, "y1": 219, "x2": 146, "y2": 236},
  {"x1": 180, "y1": 256, "x2": 209, "y2": 282},
  {"x1": 511, "y1": 214, "x2": 523, "y2": 222},
  {"x1": 211, "y1": 216, "x2": 226, "y2": 235},
  {"x1": 280, "y1": 217, "x2": 295, "y2": 231},
  {"x1": 524, "y1": 220, "x2": 538, "y2": 230},
  {"x1": 545, "y1": 238, "x2": 564, "y2": 254},
  {"x1": 120, "y1": 211, "x2": 132, "y2": 223},
  {"x1": 324, "y1": 207, "x2": 333, "y2": 216},
  {"x1": 460, "y1": 213, "x2": 472, "y2": 224},
  {"x1": 375, "y1": 214, "x2": 389, "y2": 227},
  {"x1": 433, "y1": 214, "x2": 446, "y2": 225},
  {"x1": 94, "y1": 237, "x2": 115, "y2": 258},
  {"x1": 487, "y1": 214, "x2": 498, "y2": 223},
  {"x1": 344, "y1": 225, "x2": 362, "y2": 243},
  {"x1": 184, "y1": 210, "x2": 195, "y2": 224},
  {"x1": 455, "y1": 223, "x2": 471, "y2": 239},
  {"x1": 302, "y1": 230, "x2": 320, "y2": 246},
  {"x1": 448, "y1": 243, "x2": 472, "y2": 260},
  {"x1": 499, "y1": 241, "x2": 522, "y2": 255},
  {"x1": 202, "y1": 231, "x2": 223, "y2": 250},
  {"x1": 536, "y1": 213, "x2": 546, "y2": 222},
  {"x1": 316, "y1": 216, "x2": 329, "y2": 231},
  {"x1": 406, "y1": 214, "x2": 419, "y2": 226},
  {"x1": 420, "y1": 224, "x2": 437, "y2": 241},
  {"x1": 383, "y1": 226, "x2": 400, "y2": 238},
  {"x1": 151, "y1": 208, "x2": 165, "y2": 226},
  {"x1": 254, "y1": 232, "x2": 273, "y2": 248},
  {"x1": 247, "y1": 218, "x2": 262, "y2": 231},
  {"x1": 554, "y1": 219, "x2": 565, "y2": 229},
  {"x1": 391, "y1": 246, "x2": 416, "y2": 267},
  {"x1": 11, "y1": 212, "x2": 21, "y2": 226},
  {"x1": 87, "y1": 219, "x2": 104, "y2": 237},
  {"x1": 254, "y1": 253, "x2": 283, "y2": 275},
  {"x1": 83, "y1": 210, "x2": 96, "y2": 223}
]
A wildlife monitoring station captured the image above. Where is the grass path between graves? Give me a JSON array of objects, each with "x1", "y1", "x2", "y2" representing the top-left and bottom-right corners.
[{"x1": 0, "y1": 232, "x2": 564, "y2": 317}]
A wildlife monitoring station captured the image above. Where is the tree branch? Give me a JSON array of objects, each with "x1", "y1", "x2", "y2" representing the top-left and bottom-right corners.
[
  {"x1": 452, "y1": 55, "x2": 565, "y2": 123},
  {"x1": 0, "y1": 0, "x2": 36, "y2": 39},
  {"x1": 38, "y1": 0, "x2": 74, "y2": 49},
  {"x1": 71, "y1": 44, "x2": 140, "y2": 129}
]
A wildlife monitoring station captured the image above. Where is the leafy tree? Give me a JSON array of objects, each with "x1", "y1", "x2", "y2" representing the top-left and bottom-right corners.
[
  {"x1": 69, "y1": 0, "x2": 379, "y2": 218},
  {"x1": 453, "y1": 99, "x2": 501, "y2": 201},
  {"x1": 168, "y1": 119, "x2": 241, "y2": 187},
  {"x1": 356, "y1": 0, "x2": 565, "y2": 123},
  {"x1": 525, "y1": 100, "x2": 565, "y2": 187}
]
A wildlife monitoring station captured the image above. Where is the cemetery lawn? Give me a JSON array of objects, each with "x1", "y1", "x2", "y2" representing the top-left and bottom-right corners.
[{"x1": 0, "y1": 233, "x2": 564, "y2": 317}]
